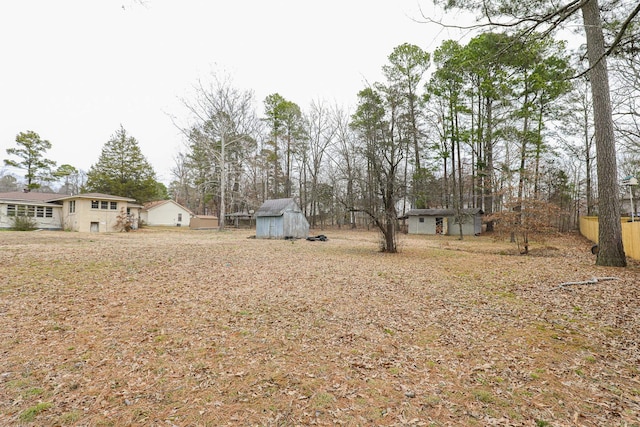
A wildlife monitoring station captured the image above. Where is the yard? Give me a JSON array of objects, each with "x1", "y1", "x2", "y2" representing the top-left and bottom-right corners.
[{"x1": 1, "y1": 228, "x2": 639, "y2": 426}]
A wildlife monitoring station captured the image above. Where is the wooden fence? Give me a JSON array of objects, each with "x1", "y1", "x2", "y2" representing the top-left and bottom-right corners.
[{"x1": 579, "y1": 216, "x2": 640, "y2": 261}]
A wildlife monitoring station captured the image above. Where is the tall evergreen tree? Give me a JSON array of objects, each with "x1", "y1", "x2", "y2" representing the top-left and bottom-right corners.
[
  {"x1": 263, "y1": 93, "x2": 303, "y2": 198},
  {"x1": 383, "y1": 43, "x2": 430, "y2": 171},
  {"x1": 433, "y1": 0, "x2": 634, "y2": 264},
  {"x1": 4, "y1": 130, "x2": 57, "y2": 191},
  {"x1": 428, "y1": 39, "x2": 467, "y2": 237},
  {"x1": 84, "y1": 126, "x2": 160, "y2": 203}
]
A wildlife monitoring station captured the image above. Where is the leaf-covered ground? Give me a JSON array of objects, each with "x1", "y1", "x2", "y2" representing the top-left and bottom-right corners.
[{"x1": 0, "y1": 228, "x2": 638, "y2": 426}]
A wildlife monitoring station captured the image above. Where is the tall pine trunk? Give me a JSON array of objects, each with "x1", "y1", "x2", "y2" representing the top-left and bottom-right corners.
[{"x1": 582, "y1": 0, "x2": 626, "y2": 266}]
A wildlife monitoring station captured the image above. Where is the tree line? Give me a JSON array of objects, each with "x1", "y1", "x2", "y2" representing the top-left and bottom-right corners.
[
  {"x1": 3, "y1": 0, "x2": 638, "y2": 264},
  {"x1": 171, "y1": 34, "x2": 636, "y2": 255}
]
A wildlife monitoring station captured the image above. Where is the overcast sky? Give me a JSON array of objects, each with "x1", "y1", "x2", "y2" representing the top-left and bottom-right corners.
[{"x1": 1, "y1": 1, "x2": 474, "y2": 185}]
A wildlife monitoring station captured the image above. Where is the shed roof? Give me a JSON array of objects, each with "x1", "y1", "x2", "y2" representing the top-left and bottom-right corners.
[
  {"x1": 193, "y1": 215, "x2": 219, "y2": 220},
  {"x1": 255, "y1": 198, "x2": 301, "y2": 217},
  {"x1": 405, "y1": 208, "x2": 484, "y2": 217}
]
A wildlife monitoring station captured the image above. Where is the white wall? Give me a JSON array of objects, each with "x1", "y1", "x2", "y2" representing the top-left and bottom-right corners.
[{"x1": 146, "y1": 201, "x2": 192, "y2": 226}]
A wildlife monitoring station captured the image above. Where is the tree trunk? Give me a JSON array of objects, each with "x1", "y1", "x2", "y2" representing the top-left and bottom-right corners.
[
  {"x1": 582, "y1": 0, "x2": 626, "y2": 266},
  {"x1": 218, "y1": 134, "x2": 226, "y2": 231},
  {"x1": 483, "y1": 98, "x2": 494, "y2": 231}
]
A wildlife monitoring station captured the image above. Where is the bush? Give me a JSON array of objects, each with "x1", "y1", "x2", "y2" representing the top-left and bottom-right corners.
[
  {"x1": 11, "y1": 215, "x2": 37, "y2": 231},
  {"x1": 114, "y1": 207, "x2": 133, "y2": 232}
]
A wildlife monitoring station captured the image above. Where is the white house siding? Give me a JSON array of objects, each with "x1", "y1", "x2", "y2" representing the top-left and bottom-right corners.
[
  {"x1": 143, "y1": 201, "x2": 192, "y2": 226},
  {"x1": 0, "y1": 202, "x2": 63, "y2": 230}
]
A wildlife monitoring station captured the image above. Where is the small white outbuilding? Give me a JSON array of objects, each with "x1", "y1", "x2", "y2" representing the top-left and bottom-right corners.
[
  {"x1": 141, "y1": 200, "x2": 193, "y2": 227},
  {"x1": 405, "y1": 208, "x2": 483, "y2": 236}
]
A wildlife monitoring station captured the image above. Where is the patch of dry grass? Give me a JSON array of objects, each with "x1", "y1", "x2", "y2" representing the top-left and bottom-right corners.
[{"x1": 1, "y1": 228, "x2": 639, "y2": 426}]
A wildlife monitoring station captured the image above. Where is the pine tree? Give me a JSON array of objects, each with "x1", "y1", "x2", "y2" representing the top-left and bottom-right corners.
[
  {"x1": 84, "y1": 126, "x2": 160, "y2": 203},
  {"x1": 433, "y1": 0, "x2": 633, "y2": 265},
  {"x1": 4, "y1": 130, "x2": 57, "y2": 191}
]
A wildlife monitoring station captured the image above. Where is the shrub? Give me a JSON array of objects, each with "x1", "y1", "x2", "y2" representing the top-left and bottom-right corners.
[
  {"x1": 487, "y1": 197, "x2": 560, "y2": 254},
  {"x1": 11, "y1": 215, "x2": 37, "y2": 231},
  {"x1": 114, "y1": 207, "x2": 133, "y2": 232}
]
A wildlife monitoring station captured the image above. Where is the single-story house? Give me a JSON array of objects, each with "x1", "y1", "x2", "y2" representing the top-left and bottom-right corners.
[
  {"x1": 405, "y1": 208, "x2": 483, "y2": 236},
  {"x1": 0, "y1": 191, "x2": 140, "y2": 232},
  {"x1": 141, "y1": 199, "x2": 193, "y2": 227},
  {"x1": 255, "y1": 198, "x2": 309, "y2": 239}
]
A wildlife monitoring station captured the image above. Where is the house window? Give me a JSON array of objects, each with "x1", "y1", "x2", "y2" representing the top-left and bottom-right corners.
[
  {"x1": 419, "y1": 217, "x2": 424, "y2": 223},
  {"x1": 178, "y1": 213, "x2": 182, "y2": 222},
  {"x1": 91, "y1": 200, "x2": 99, "y2": 209},
  {"x1": 110, "y1": 201, "x2": 118, "y2": 210},
  {"x1": 101, "y1": 201, "x2": 109, "y2": 210},
  {"x1": 69, "y1": 200, "x2": 76, "y2": 213},
  {"x1": 7, "y1": 204, "x2": 46, "y2": 217}
]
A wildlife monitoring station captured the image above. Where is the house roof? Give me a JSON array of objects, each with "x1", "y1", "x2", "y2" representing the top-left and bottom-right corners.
[
  {"x1": 405, "y1": 208, "x2": 484, "y2": 217},
  {"x1": 144, "y1": 200, "x2": 169, "y2": 210},
  {"x1": 0, "y1": 191, "x2": 59, "y2": 206},
  {"x1": 51, "y1": 193, "x2": 137, "y2": 202},
  {"x1": 0, "y1": 191, "x2": 60, "y2": 203},
  {"x1": 143, "y1": 199, "x2": 194, "y2": 215},
  {"x1": 255, "y1": 198, "x2": 301, "y2": 217},
  {"x1": 0, "y1": 191, "x2": 139, "y2": 204}
]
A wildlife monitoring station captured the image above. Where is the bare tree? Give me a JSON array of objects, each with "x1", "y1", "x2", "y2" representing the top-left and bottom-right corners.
[
  {"x1": 304, "y1": 100, "x2": 337, "y2": 227},
  {"x1": 178, "y1": 72, "x2": 258, "y2": 230}
]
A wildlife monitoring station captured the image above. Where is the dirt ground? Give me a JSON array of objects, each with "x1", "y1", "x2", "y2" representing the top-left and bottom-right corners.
[{"x1": 1, "y1": 228, "x2": 639, "y2": 426}]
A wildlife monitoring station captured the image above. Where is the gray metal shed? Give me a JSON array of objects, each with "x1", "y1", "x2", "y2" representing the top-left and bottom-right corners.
[
  {"x1": 255, "y1": 198, "x2": 309, "y2": 239},
  {"x1": 405, "y1": 208, "x2": 483, "y2": 235}
]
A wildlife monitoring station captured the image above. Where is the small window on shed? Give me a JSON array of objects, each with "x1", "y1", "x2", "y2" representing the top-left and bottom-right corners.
[
  {"x1": 110, "y1": 201, "x2": 117, "y2": 210},
  {"x1": 177, "y1": 213, "x2": 182, "y2": 222},
  {"x1": 91, "y1": 200, "x2": 99, "y2": 209},
  {"x1": 419, "y1": 217, "x2": 425, "y2": 223},
  {"x1": 101, "y1": 201, "x2": 109, "y2": 210}
]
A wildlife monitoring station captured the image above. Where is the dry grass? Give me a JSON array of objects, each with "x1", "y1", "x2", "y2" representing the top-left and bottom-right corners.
[{"x1": 1, "y1": 228, "x2": 639, "y2": 426}]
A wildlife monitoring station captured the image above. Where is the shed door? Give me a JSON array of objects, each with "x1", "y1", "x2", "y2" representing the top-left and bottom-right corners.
[
  {"x1": 435, "y1": 217, "x2": 443, "y2": 234},
  {"x1": 90, "y1": 222, "x2": 99, "y2": 233},
  {"x1": 269, "y1": 217, "x2": 277, "y2": 237}
]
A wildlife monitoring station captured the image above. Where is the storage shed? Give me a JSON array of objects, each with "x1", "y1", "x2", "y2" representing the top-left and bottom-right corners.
[
  {"x1": 255, "y1": 198, "x2": 309, "y2": 239},
  {"x1": 405, "y1": 208, "x2": 483, "y2": 236},
  {"x1": 189, "y1": 215, "x2": 219, "y2": 229}
]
